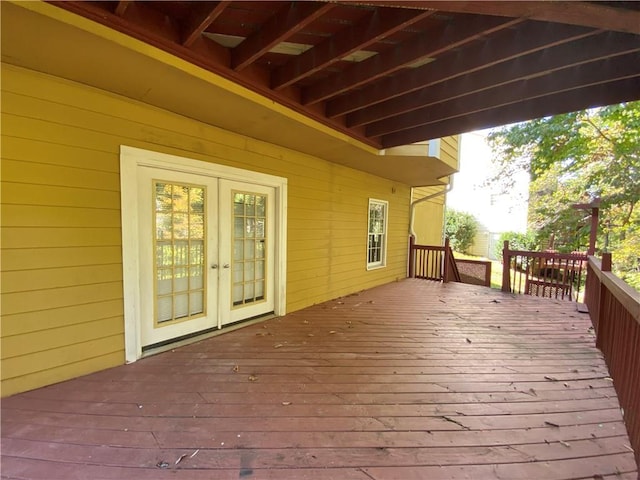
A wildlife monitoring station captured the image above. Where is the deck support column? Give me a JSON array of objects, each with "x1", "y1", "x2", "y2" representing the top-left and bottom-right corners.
[
  {"x1": 501, "y1": 240, "x2": 511, "y2": 292},
  {"x1": 408, "y1": 235, "x2": 416, "y2": 278}
]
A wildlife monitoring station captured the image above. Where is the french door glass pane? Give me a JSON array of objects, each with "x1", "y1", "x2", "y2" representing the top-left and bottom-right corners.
[
  {"x1": 232, "y1": 191, "x2": 268, "y2": 307},
  {"x1": 154, "y1": 182, "x2": 206, "y2": 324}
]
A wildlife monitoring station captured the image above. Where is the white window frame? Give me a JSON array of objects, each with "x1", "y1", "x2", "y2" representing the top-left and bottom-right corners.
[{"x1": 367, "y1": 198, "x2": 388, "y2": 270}]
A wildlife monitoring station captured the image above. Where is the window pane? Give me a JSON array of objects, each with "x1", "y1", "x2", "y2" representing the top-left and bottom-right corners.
[
  {"x1": 157, "y1": 296, "x2": 173, "y2": 323},
  {"x1": 189, "y1": 292, "x2": 204, "y2": 315},
  {"x1": 190, "y1": 188, "x2": 204, "y2": 213}
]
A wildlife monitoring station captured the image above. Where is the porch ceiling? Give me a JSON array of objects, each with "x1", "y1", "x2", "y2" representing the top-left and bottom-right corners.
[
  {"x1": 2, "y1": 1, "x2": 639, "y2": 186},
  {"x1": 45, "y1": 0, "x2": 640, "y2": 149}
]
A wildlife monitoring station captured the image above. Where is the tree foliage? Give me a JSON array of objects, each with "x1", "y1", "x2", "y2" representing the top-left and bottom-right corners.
[
  {"x1": 488, "y1": 101, "x2": 640, "y2": 287},
  {"x1": 495, "y1": 231, "x2": 538, "y2": 261},
  {"x1": 445, "y1": 209, "x2": 478, "y2": 254}
]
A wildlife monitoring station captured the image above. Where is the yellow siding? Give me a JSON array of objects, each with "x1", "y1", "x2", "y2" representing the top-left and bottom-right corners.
[
  {"x1": 1, "y1": 63, "x2": 412, "y2": 396},
  {"x1": 412, "y1": 186, "x2": 447, "y2": 246},
  {"x1": 440, "y1": 135, "x2": 460, "y2": 171}
]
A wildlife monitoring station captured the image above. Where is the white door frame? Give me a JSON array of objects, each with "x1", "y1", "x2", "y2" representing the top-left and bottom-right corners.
[{"x1": 120, "y1": 145, "x2": 288, "y2": 362}]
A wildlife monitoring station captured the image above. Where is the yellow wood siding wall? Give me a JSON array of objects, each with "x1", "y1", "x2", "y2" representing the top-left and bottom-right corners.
[
  {"x1": 0, "y1": 64, "x2": 411, "y2": 396},
  {"x1": 412, "y1": 186, "x2": 446, "y2": 245},
  {"x1": 411, "y1": 136, "x2": 458, "y2": 245},
  {"x1": 440, "y1": 136, "x2": 460, "y2": 171}
]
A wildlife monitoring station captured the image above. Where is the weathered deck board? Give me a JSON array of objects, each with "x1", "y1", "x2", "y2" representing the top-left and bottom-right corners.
[{"x1": 1, "y1": 279, "x2": 637, "y2": 479}]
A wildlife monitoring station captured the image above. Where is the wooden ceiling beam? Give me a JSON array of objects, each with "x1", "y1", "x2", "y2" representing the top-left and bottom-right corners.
[
  {"x1": 301, "y1": 14, "x2": 518, "y2": 106},
  {"x1": 349, "y1": 32, "x2": 640, "y2": 128},
  {"x1": 380, "y1": 77, "x2": 640, "y2": 148},
  {"x1": 182, "y1": 1, "x2": 230, "y2": 48},
  {"x1": 271, "y1": 7, "x2": 434, "y2": 91},
  {"x1": 114, "y1": 1, "x2": 132, "y2": 17},
  {"x1": 232, "y1": 2, "x2": 336, "y2": 72},
  {"x1": 327, "y1": 21, "x2": 595, "y2": 118},
  {"x1": 369, "y1": 54, "x2": 640, "y2": 137},
  {"x1": 374, "y1": 1, "x2": 640, "y2": 35},
  {"x1": 49, "y1": 1, "x2": 230, "y2": 67}
]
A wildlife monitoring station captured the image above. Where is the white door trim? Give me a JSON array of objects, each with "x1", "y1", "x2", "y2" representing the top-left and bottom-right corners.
[{"x1": 120, "y1": 145, "x2": 288, "y2": 362}]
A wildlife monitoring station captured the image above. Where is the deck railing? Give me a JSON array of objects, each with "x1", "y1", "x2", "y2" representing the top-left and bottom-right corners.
[
  {"x1": 408, "y1": 238, "x2": 491, "y2": 287},
  {"x1": 584, "y1": 253, "x2": 640, "y2": 469},
  {"x1": 501, "y1": 241, "x2": 588, "y2": 301}
]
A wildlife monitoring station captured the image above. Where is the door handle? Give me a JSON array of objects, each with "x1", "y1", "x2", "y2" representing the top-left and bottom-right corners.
[{"x1": 223, "y1": 263, "x2": 230, "y2": 269}]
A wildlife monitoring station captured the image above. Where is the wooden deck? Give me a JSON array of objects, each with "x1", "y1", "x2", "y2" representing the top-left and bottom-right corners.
[{"x1": 1, "y1": 279, "x2": 637, "y2": 479}]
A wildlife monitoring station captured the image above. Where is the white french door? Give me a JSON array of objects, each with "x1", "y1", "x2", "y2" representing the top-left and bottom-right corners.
[
  {"x1": 136, "y1": 168, "x2": 277, "y2": 348},
  {"x1": 121, "y1": 146, "x2": 287, "y2": 360},
  {"x1": 138, "y1": 167, "x2": 219, "y2": 347},
  {"x1": 219, "y1": 180, "x2": 275, "y2": 326}
]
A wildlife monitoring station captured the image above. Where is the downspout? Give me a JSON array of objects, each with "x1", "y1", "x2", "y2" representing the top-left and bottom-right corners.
[{"x1": 409, "y1": 174, "x2": 455, "y2": 238}]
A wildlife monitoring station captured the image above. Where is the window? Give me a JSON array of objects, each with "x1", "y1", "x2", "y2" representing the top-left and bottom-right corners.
[{"x1": 367, "y1": 199, "x2": 388, "y2": 269}]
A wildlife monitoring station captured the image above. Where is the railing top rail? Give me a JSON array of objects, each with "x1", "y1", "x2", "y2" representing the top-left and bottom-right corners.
[
  {"x1": 454, "y1": 258, "x2": 492, "y2": 266},
  {"x1": 507, "y1": 249, "x2": 589, "y2": 261},
  {"x1": 588, "y1": 256, "x2": 640, "y2": 323},
  {"x1": 412, "y1": 245, "x2": 446, "y2": 252}
]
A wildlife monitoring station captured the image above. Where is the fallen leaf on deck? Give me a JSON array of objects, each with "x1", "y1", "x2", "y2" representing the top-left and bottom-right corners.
[
  {"x1": 490, "y1": 299, "x2": 500, "y2": 303},
  {"x1": 544, "y1": 421, "x2": 560, "y2": 428},
  {"x1": 273, "y1": 343, "x2": 284, "y2": 349},
  {"x1": 329, "y1": 331, "x2": 337, "y2": 334},
  {"x1": 307, "y1": 333, "x2": 314, "y2": 337},
  {"x1": 623, "y1": 444, "x2": 633, "y2": 452},
  {"x1": 190, "y1": 449, "x2": 200, "y2": 458},
  {"x1": 248, "y1": 375, "x2": 258, "y2": 382},
  {"x1": 175, "y1": 454, "x2": 188, "y2": 465},
  {"x1": 559, "y1": 440, "x2": 570, "y2": 448},
  {"x1": 282, "y1": 401, "x2": 292, "y2": 406},
  {"x1": 544, "y1": 376, "x2": 558, "y2": 382},
  {"x1": 232, "y1": 365, "x2": 239, "y2": 372},
  {"x1": 303, "y1": 320, "x2": 309, "y2": 324},
  {"x1": 465, "y1": 338, "x2": 472, "y2": 343},
  {"x1": 156, "y1": 461, "x2": 170, "y2": 469}
]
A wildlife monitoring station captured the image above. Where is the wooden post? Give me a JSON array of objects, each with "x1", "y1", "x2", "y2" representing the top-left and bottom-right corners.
[
  {"x1": 443, "y1": 238, "x2": 450, "y2": 283},
  {"x1": 408, "y1": 235, "x2": 416, "y2": 278},
  {"x1": 587, "y1": 205, "x2": 599, "y2": 256},
  {"x1": 595, "y1": 253, "x2": 612, "y2": 350},
  {"x1": 501, "y1": 240, "x2": 511, "y2": 292}
]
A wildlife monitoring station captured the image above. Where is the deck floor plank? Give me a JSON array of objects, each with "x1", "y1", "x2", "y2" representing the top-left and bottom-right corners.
[{"x1": 1, "y1": 280, "x2": 637, "y2": 479}]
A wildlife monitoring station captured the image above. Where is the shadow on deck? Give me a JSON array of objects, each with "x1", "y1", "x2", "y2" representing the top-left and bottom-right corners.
[{"x1": 1, "y1": 280, "x2": 637, "y2": 479}]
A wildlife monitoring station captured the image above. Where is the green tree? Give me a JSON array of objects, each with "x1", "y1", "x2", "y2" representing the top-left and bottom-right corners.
[
  {"x1": 488, "y1": 101, "x2": 640, "y2": 287},
  {"x1": 444, "y1": 209, "x2": 478, "y2": 254},
  {"x1": 495, "y1": 231, "x2": 538, "y2": 261}
]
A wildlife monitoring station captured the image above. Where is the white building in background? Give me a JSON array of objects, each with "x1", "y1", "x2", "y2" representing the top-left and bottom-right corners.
[{"x1": 446, "y1": 130, "x2": 529, "y2": 259}]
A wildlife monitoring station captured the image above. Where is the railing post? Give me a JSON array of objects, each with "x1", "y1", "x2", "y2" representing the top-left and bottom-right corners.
[
  {"x1": 443, "y1": 238, "x2": 450, "y2": 283},
  {"x1": 408, "y1": 235, "x2": 416, "y2": 278},
  {"x1": 501, "y1": 240, "x2": 511, "y2": 292},
  {"x1": 596, "y1": 253, "x2": 612, "y2": 350}
]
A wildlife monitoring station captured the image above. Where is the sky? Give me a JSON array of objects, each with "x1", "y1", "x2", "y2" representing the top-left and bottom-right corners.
[{"x1": 446, "y1": 130, "x2": 529, "y2": 235}]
